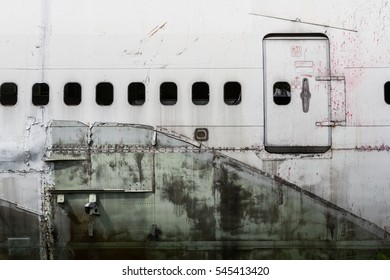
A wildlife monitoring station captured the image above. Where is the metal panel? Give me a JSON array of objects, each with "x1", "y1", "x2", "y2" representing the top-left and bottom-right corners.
[
  {"x1": 263, "y1": 36, "x2": 331, "y2": 153},
  {"x1": 49, "y1": 120, "x2": 89, "y2": 146},
  {"x1": 52, "y1": 161, "x2": 91, "y2": 190},
  {"x1": 50, "y1": 149, "x2": 390, "y2": 259},
  {"x1": 91, "y1": 153, "x2": 154, "y2": 192},
  {"x1": 48, "y1": 122, "x2": 157, "y2": 191},
  {"x1": 91, "y1": 123, "x2": 154, "y2": 146}
]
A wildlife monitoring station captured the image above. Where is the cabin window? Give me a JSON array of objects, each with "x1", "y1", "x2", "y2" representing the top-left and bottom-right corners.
[
  {"x1": 273, "y1": 82, "x2": 291, "y2": 105},
  {"x1": 160, "y1": 82, "x2": 177, "y2": 105},
  {"x1": 224, "y1": 82, "x2": 241, "y2": 105},
  {"x1": 32, "y1": 83, "x2": 49, "y2": 106},
  {"x1": 0, "y1": 83, "x2": 17, "y2": 106},
  {"x1": 128, "y1": 82, "x2": 145, "y2": 105},
  {"x1": 192, "y1": 82, "x2": 209, "y2": 105},
  {"x1": 64, "y1": 83, "x2": 81, "y2": 105},
  {"x1": 96, "y1": 82, "x2": 113, "y2": 106},
  {"x1": 385, "y1": 82, "x2": 390, "y2": 104}
]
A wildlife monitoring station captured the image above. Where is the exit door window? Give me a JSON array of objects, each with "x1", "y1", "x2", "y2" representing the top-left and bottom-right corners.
[
  {"x1": 273, "y1": 82, "x2": 291, "y2": 105},
  {"x1": 385, "y1": 81, "x2": 390, "y2": 104}
]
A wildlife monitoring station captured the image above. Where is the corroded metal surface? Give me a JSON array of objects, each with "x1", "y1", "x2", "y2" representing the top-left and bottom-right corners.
[
  {"x1": 45, "y1": 122, "x2": 389, "y2": 259},
  {"x1": 1, "y1": 0, "x2": 390, "y2": 260},
  {"x1": 0, "y1": 199, "x2": 40, "y2": 259}
]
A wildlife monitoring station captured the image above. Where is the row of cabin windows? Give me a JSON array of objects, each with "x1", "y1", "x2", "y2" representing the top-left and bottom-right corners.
[
  {"x1": 0, "y1": 81, "x2": 242, "y2": 106},
  {"x1": 273, "y1": 81, "x2": 390, "y2": 106}
]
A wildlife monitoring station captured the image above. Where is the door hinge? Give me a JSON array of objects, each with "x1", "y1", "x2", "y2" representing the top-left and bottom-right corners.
[
  {"x1": 315, "y1": 121, "x2": 345, "y2": 127},
  {"x1": 315, "y1": 76, "x2": 345, "y2": 81}
]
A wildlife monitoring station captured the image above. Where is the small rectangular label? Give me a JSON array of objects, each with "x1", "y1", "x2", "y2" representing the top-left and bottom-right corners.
[
  {"x1": 295, "y1": 61, "x2": 314, "y2": 74},
  {"x1": 295, "y1": 61, "x2": 314, "y2": 68}
]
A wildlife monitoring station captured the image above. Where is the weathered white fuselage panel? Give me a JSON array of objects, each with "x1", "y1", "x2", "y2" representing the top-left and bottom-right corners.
[{"x1": 0, "y1": 0, "x2": 389, "y2": 259}]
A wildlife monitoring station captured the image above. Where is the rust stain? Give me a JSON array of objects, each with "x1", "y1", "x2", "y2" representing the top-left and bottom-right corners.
[
  {"x1": 39, "y1": 122, "x2": 390, "y2": 260},
  {"x1": 216, "y1": 167, "x2": 250, "y2": 232},
  {"x1": 161, "y1": 173, "x2": 216, "y2": 240},
  {"x1": 135, "y1": 153, "x2": 144, "y2": 183}
]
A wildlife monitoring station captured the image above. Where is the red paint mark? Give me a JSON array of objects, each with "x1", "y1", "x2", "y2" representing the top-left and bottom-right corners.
[
  {"x1": 291, "y1": 77, "x2": 300, "y2": 90},
  {"x1": 290, "y1": 46, "x2": 302, "y2": 57}
]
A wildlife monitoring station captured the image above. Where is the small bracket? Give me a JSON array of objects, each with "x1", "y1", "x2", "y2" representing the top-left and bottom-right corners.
[
  {"x1": 315, "y1": 76, "x2": 345, "y2": 81},
  {"x1": 89, "y1": 193, "x2": 97, "y2": 203},
  {"x1": 315, "y1": 121, "x2": 346, "y2": 127},
  {"x1": 57, "y1": 194, "x2": 65, "y2": 204},
  {"x1": 85, "y1": 194, "x2": 99, "y2": 215}
]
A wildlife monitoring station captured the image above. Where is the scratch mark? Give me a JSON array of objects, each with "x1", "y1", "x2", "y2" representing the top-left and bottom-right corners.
[
  {"x1": 177, "y1": 37, "x2": 200, "y2": 56},
  {"x1": 249, "y1": 13, "x2": 358, "y2": 33},
  {"x1": 176, "y1": 47, "x2": 188, "y2": 56},
  {"x1": 123, "y1": 50, "x2": 142, "y2": 56},
  {"x1": 148, "y1": 22, "x2": 168, "y2": 38},
  {"x1": 144, "y1": 74, "x2": 150, "y2": 85}
]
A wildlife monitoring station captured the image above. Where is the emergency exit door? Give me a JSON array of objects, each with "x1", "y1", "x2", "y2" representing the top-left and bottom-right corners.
[{"x1": 263, "y1": 35, "x2": 331, "y2": 153}]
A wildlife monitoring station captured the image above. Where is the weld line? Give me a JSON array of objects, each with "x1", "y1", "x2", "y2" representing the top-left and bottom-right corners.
[{"x1": 249, "y1": 13, "x2": 357, "y2": 33}]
